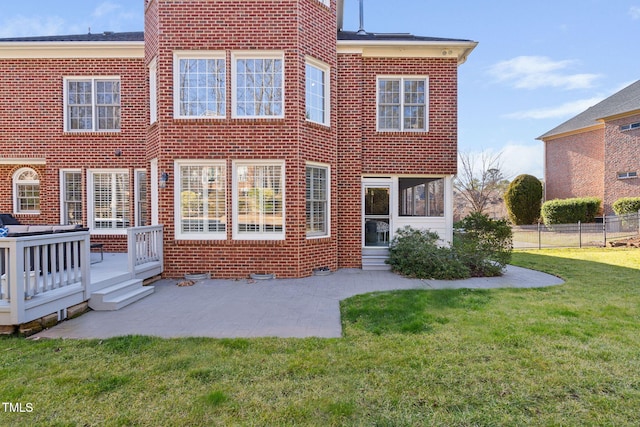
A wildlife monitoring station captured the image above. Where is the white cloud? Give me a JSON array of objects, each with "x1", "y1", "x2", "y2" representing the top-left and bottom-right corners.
[
  {"x1": 488, "y1": 56, "x2": 601, "y2": 90},
  {"x1": 503, "y1": 96, "x2": 604, "y2": 120},
  {"x1": 92, "y1": 2, "x2": 121, "y2": 18},
  {"x1": 630, "y1": 6, "x2": 640, "y2": 20},
  {"x1": 0, "y1": 15, "x2": 65, "y2": 38},
  {"x1": 500, "y1": 143, "x2": 545, "y2": 179}
]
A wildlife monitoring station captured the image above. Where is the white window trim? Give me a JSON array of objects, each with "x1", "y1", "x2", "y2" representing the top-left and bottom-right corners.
[
  {"x1": 135, "y1": 168, "x2": 148, "y2": 227},
  {"x1": 174, "y1": 160, "x2": 227, "y2": 241},
  {"x1": 306, "y1": 162, "x2": 331, "y2": 239},
  {"x1": 13, "y1": 167, "x2": 40, "y2": 215},
  {"x1": 87, "y1": 169, "x2": 130, "y2": 235},
  {"x1": 59, "y1": 169, "x2": 82, "y2": 225},
  {"x1": 376, "y1": 75, "x2": 429, "y2": 132},
  {"x1": 617, "y1": 171, "x2": 638, "y2": 180},
  {"x1": 232, "y1": 160, "x2": 286, "y2": 240},
  {"x1": 173, "y1": 51, "x2": 227, "y2": 119},
  {"x1": 305, "y1": 56, "x2": 330, "y2": 127},
  {"x1": 63, "y1": 76, "x2": 121, "y2": 132},
  {"x1": 231, "y1": 51, "x2": 285, "y2": 119},
  {"x1": 149, "y1": 57, "x2": 158, "y2": 124}
]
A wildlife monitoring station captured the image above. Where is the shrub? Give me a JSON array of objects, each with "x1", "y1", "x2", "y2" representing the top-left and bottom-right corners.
[
  {"x1": 504, "y1": 174, "x2": 543, "y2": 225},
  {"x1": 387, "y1": 227, "x2": 470, "y2": 280},
  {"x1": 454, "y1": 213, "x2": 513, "y2": 277},
  {"x1": 541, "y1": 197, "x2": 601, "y2": 225},
  {"x1": 387, "y1": 214, "x2": 513, "y2": 279},
  {"x1": 612, "y1": 197, "x2": 640, "y2": 215}
]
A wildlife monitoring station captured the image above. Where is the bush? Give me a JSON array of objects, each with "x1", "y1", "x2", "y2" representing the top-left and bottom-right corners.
[
  {"x1": 387, "y1": 214, "x2": 513, "y2": 279},
  {"x1": 387, "y1": 227, "x2": 470, "y2": 280},
  {"x1": 504, "y1": 174, "x2": 543, "y2": 225},
  {"x1": 541, "y1": 197, "x2": 601, "y2": 225},
  {"x1": 454, "y1": 213, "x2": 513, "y2": 277},
  {"x1": 612, "y1": 197, "x2": 640, "y2": 215}
]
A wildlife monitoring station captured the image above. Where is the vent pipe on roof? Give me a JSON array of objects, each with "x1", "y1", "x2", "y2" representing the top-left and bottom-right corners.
[{"x1": 356, "y1": 0, "x2": 367, "y2": 35}]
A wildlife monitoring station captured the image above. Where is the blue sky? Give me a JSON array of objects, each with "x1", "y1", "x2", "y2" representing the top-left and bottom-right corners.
[{"x1": 1, "y1": 0, "x2": 639, "y2": 178}]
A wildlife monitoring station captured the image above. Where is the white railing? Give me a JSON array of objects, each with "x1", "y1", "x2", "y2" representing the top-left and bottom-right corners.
[
  {"x1": 127, "y1": 225, "x2": 164, "y2": 279},
  {"x1": 0, "y1": 230, "x2": 91, "y2": 325}
]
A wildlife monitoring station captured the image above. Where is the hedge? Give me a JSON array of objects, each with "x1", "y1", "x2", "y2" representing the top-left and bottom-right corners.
[
  {"x1": 612, "y1": 197, "x2": 640, "y2": 215},
  {"x1": 504, "y1": 174, "x2": 543, "y2": 225},
  {"x1": 541, "y1": 197, "x2": 601, "y2": 225}
]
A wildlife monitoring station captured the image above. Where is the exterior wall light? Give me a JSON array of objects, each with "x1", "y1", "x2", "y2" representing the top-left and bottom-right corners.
[{"x1": 159, "y1": 172, "x2": 169, "y2": 188}]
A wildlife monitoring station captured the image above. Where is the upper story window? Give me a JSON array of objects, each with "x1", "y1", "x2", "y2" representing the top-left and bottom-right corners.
[
  {"x1": 305, "y1": 57, "x2": 330, "y2": 126},
  {"x1": 13, "y1": 167, "x2": 40, "y2": 214},
  {"x1": 65, "y1": 77, "x2": 120, "y2": 132},
  {"x1": 232, "y1": 52, "x2": 284, "y2": 118},
  {"x1": 149, "y1": 58, "x2": 158, "y2": 124},
  {"x1": 174, "y1": 52, "x2": 226, "y2": 118},
  {"x1": 377, "y1": 76, "x2": 429, "y2": 132},
  {"x1": 620, "y1": 122, "x2": 640, "y2": 132},
  {"x1": 316, "y1": 0, "x2": 330, "y2": 6}
]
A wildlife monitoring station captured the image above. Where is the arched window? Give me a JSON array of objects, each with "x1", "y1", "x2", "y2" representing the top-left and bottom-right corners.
[{"x1": 13, "y1": 167, "x2": 40, "y2": 214}]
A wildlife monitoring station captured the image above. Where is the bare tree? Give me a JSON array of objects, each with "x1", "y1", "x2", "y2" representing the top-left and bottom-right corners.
[{"x1": 454, "y1": 151, "x2": 509, "y2": 217}]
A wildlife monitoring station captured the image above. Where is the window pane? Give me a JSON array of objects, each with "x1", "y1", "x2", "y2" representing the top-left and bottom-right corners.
[
  {"x1": 92, "y1": 172, "x2": 130, "y2": 229},
  {"x1": 63, "y1": 172, "x2": 83, "y2": 225},
  {"x1": 237, "y1": 165, "x2": 283, "y2": 233},
  {"x1": 14, "y1": 168, "x2": 40, "y2": 213},
  {"x1": 236, "y1": 58, "x2": 283, "y2": 117},
  {"x1": 306, "y1": 166, "x2": 328, "y2": 236},
  {"x1": 178, "y1": 58, "x2": 226, "y2": 117},
  {"x1": 306, "y1": 63, "x2": 326, "y2": 124},
  {"x1": 398, "y1": 178, "x2": 444, "y2": 217},
  {"x1": 179, "y1": 165, "x2": 226, "y2": 234}
]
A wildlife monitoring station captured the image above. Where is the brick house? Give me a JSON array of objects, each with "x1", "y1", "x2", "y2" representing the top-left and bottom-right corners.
[
  {"x1": 0, "y1": 0, "x2": 477, "y2": 278},
  {"x1": 538, "y1": 80, "x2": 640, "y2": 214}
]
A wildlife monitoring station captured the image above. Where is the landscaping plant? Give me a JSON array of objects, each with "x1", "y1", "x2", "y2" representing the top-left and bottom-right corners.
[
  {"x1": 387, "y1": 213, "x2": 512, "y2": 279},
  {"x1": 504, "y1": 174, "x2": 543, "y2": 225}
]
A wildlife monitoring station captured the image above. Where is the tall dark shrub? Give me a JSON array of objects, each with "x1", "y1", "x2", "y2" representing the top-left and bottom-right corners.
[{"x1": 504, "y1": 174, "x2": 543, "y2": 225}]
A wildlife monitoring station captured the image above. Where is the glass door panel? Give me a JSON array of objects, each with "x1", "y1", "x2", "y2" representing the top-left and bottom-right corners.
[{"x1": 364, "y1": 185, "x2": 390, "y2": 247}]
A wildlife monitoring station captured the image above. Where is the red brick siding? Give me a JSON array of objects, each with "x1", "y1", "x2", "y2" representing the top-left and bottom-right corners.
[
  {"x1": 361, "y1": 57, "x2": 459, "y2": 175},
  {"x1": 150, "y1": 0, "x2": 339, "y2": 278},
  {"x1": 0, "y1": 57, "x2": 147, "y2": 252},
  {"x1": 604, "y1": 114, "x2": 640, "y2": 214},
  {"x1": 544, "y1": 129, "x2": 605, "y2": 204}
]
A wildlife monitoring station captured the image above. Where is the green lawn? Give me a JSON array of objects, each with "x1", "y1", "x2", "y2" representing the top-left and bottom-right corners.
[{"x1": 2, "y1": 248, "x2": 640, "y2": 426}]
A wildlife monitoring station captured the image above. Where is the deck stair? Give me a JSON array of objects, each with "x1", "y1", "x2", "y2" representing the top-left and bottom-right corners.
[{"x1": 89, "y1": 272, "x2": 154, "y2": 311}]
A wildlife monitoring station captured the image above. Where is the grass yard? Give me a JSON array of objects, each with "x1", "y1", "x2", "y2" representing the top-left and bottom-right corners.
[{"x1": 2, "y1": 248, "x2": 640, "y2": 426}]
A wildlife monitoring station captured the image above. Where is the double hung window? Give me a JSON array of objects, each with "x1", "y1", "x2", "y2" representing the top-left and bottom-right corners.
[
  {"x1": 377, "y1": 77, "x2": 428, "y2": 132},
  {"x1": 305, "y1": 58, "x2": 330, "y2": 126},
  {"x1": 306, "y1": 165, "x2": 329, "y2": 237},
  {"x1": 65, "y1": 77, "x2": 120, "y2": 131}
]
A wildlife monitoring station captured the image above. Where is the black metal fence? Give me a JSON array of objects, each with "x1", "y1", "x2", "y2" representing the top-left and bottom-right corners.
[{"x1": 512, "y1": 212, "x2": 640, "y2": 249}]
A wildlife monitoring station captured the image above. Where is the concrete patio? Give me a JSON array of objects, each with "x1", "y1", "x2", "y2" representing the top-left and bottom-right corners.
[{"x1": 32, "y1": 265, "x2": 564, "y2": 340}]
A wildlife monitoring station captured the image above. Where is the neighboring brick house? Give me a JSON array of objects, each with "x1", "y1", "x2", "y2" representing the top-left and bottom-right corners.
[
  {"x1": 0, "y1": 0, "x2": 477, "y2": 278},
  {"x1": 539, "y1": 80, "x2": 640, "y2": 214}
]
